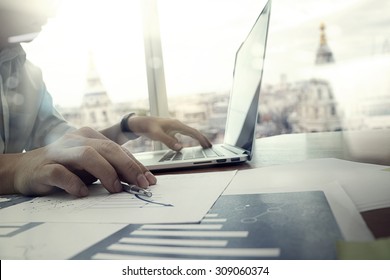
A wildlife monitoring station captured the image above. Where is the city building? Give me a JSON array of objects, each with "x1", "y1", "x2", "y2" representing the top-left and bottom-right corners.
[
  {"x1": 80, "y1": 52, "x2": 114, "y2": 130},
  {"x1": 292, "y1": 79, "x2": 341, "y2": 132},
  {"x1": 315, "y1": 23, "x2": 335, "y2": 64},
  {"x1": 56, "y1": 22, "x2": 344, "y2": 148}
]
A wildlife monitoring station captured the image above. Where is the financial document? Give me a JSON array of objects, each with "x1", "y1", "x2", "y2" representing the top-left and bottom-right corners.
[
  {"x1": 225, "y1": 158, "x2": 390, "y2": 212},
  {"x1": 0, "y1": 170, "x2": 237, "y2": 224},
  {"x1": 0, "y1": 159, "x2": 378, "y2": 259}
]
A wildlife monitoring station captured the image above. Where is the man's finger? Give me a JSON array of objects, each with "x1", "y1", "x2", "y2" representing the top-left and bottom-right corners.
[
  {"x1": 44, "y1": 164, "x2": 89, "y2": 197},
  {"x1": 51, "y1": 146, "x2": 123, "y2": 193}
]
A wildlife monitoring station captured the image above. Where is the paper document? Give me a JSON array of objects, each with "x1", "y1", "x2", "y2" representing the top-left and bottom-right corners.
[
  {"x1": 225, "y1": 166, "x2": 375, "y2": 241},
  {"x1": 73, "y1": 190, "x2": 344, "y2": 260},
  {"x1": 0, "y1": 170, "x2": 237, "y2": 224},
  {"x1": 0, "y1": 222, "x2": 126, "y2": 259},
  {"x1": 226, "y1": 158, "x2": 390, "y2": 212}
]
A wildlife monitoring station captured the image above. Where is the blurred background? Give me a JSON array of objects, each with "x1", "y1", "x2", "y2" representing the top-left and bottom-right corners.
[{"x1": 23, "y1": 0, "x2": 390, "y2": 152}]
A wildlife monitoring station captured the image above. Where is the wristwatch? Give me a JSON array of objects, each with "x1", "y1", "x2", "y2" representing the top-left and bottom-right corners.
[{"x1": 120, "y1": 113, "x2": 140, "y2": 139}]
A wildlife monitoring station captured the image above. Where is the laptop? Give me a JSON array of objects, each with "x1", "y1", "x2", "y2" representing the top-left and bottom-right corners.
[{"x1": 134, "y1": 0, "x2": 272, "y2": 171}]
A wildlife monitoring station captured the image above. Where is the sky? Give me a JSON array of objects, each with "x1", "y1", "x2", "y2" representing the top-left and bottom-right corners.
[
  {"x1": 23, "y1": 0, "x2": 390, "y2": 107},
  {"x1": 264, "y1": 0, "x2": 390, "y2": 81}
]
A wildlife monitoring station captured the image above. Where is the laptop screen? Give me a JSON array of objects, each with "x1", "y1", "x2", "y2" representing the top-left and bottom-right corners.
[{"x1": 223, "y1": 0, "x2": 271, "y2": 159}]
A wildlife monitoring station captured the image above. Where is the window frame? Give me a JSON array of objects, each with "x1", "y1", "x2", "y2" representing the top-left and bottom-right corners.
[{"x1": 141, "y1": 0, "x2": 169, "y2": 120}]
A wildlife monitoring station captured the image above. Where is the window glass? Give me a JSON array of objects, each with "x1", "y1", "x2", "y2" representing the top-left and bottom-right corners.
[
  {"x1": 23, "y1": 0, "x2": 152, "y2": 152},
  {"x1": 158, "y1": 0, "x2": 262, "y2": 145},
  {"x1": 159, "y1": 0, "x2": 390, "y2": 143},
  {"x1": 23, "y1": 0, "x2": 390, "y2": 152},
  {"x1": 260, "y1": 0, "x2": 390, "y2": 135}
]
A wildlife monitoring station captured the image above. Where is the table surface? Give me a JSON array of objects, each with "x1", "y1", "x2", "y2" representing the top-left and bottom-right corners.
[
  {"x1": 1, "y1": 130, "x2": 388, "y2": 260},
  {"x1": 156, "y1": 130, "x2": 390, "y2": 238}
]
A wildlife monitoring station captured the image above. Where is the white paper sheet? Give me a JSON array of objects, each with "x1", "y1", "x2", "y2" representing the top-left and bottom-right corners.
[
  {"x1": 224, "y1": 178, "x2": 374, "y2": 241},
  {"x1": 0, "y1": 170, "x2": 237, "y2": 224},
  {"x1": 0, "y1": 222, "x2": 127, "y2": 259},
  {"x1": 0, "y1": 159, "x2": 379, "y2": 259},
  {"x1": 226, "y1": 158, "x2": 390, "y2": 212},
  {"x1": 224, "y1": 162, "x2": 378, "y2": 241}
]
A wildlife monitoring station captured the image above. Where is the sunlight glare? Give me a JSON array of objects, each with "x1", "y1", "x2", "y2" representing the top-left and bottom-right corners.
[{"x1": 24, "y1": 0, "x2": 147, "y2": 106}]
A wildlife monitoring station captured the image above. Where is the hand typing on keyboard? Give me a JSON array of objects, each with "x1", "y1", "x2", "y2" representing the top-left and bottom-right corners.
[
  {"x1": 124, "y1": 116, "x2": 212, "y2": 151},
  {"x1": 160, "y1": 147, "x2": 222, "y2": 162}
]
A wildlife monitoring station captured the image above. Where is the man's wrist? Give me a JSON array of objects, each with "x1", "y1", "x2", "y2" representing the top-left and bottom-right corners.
[{"x1": 120, "y1": 113, "x2": 140, "y2": 139}]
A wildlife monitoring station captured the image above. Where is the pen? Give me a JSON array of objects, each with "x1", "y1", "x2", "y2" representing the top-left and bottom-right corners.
[{"x1": 122, "y1": 184, "x2": 153, "y2": 198}]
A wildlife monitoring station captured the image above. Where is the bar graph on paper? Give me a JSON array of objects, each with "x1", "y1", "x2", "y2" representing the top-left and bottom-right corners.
[
  {"x1": 17, "y1": 192, "x2": 172, "y2": 214},
  {"x1": 73, "y1": 214, "x2": 279, "y2": 260},
  {"x1": 0, "y1": 171, "x2": 236, "y2": 224},
  {"x1": 72, "y1": 191, "x2": 343, "y2": 260}
]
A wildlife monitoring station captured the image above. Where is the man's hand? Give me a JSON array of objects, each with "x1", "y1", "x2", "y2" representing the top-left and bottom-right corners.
[
  {"x1": 127, "y1": 116, "x2": 212, "y2": 151},
  {"x1": 11, "y1": 127, "x2": 156, "y2": 197}
]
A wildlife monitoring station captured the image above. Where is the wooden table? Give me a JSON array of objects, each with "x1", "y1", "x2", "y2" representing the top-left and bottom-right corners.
[
  {"x1": 250, "y1": 130, "x2": 390, "y2": 239},
  {"x1": 158, "y1": 129, "x2": 390, "y2": 238}
]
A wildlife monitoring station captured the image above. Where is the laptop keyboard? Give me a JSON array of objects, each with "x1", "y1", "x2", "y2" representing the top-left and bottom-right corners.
[{"x1": 159, "y1": 147, "x2": 224, "y2": 162}]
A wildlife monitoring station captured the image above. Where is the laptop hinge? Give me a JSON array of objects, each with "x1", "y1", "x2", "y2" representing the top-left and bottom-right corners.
[{"x1": 221, "y1": 144, "x2": 248, "y2": 155}]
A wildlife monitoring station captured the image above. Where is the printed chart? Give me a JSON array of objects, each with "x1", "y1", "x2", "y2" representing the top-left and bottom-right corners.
[{"x1": 73, "y1": 191, "x2": 343, "y2": 260}]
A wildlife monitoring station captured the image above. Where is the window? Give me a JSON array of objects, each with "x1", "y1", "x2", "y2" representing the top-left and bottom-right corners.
[
  {"x1": 24, "y1": 0, "x2": 390, "y2": 149},
  {"x1": 158, "y1": 0, "x2": 263, "y2": 145},
  {"x1": 317, "y1": 89, "x2": 322, "y2": 100},
  {"x1": 331, "y1": 105, "x2": 336, "y2": 116},
  {"x1": 256, "y1": 0, "x2": 390, "y2": 134},
  {"x1": 23, "y1": 0, "x2": 152, "y2": 151}
]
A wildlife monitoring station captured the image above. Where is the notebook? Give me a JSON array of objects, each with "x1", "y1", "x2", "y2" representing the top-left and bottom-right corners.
[{"x1": 134, "y1": 0, "x2": 272, "y2": 171}]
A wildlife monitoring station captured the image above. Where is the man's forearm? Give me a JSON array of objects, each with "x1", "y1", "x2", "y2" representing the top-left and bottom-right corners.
[
  {"x1": 99, "y1": 123, "x2": 138, "y2": 145},
  {"x1": 0, "y1": 154, "x2": 19, "y2": 195}
]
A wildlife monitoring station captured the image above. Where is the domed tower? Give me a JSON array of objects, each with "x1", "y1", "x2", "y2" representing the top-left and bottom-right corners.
[
  {"x1": 81, "y1": 51, "x2": 113, "y2": 129},
  {"x1": 315, "y1": 23, "x2": 335, "y2": 64}
]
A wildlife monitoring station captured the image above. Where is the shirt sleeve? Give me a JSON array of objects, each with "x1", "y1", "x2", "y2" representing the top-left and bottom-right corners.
[{"x1": 24, "y1": 61, "x2": 76, "y2": 150}]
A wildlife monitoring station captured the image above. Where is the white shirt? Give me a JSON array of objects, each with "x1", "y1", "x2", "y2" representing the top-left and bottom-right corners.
[{"x1": 0, "y1": 45, "x2": 73, "y2": 153}]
